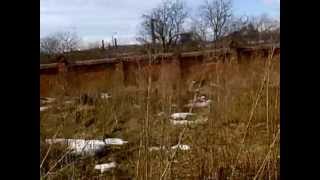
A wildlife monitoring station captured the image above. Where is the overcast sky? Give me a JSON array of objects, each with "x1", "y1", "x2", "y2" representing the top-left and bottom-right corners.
[{"x1": 40, "y1": 0, "x2": 280, "y2": 45}]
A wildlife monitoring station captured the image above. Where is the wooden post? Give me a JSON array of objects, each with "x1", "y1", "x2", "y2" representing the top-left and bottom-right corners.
[
  {"x1": 114, "y1": 38, "x2": 118, "y2": 49},
  {"x1": 101, "y1": 40, "x2": 105, "y2": 50}
]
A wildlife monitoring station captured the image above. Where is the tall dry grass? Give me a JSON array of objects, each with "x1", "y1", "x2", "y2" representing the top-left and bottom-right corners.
[{"x1": 40, "y1": 50, "x2": 279, "y2": 179}]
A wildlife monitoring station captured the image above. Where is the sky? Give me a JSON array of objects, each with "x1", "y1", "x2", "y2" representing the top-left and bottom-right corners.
[{"x1": 40, "y1": 0, "x2": 280, "y2": 46}]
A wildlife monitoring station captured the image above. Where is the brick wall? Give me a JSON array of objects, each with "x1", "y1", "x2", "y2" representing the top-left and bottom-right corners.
[{"x1": 40, "y1": 47, "x2": 279, "y2": 96}]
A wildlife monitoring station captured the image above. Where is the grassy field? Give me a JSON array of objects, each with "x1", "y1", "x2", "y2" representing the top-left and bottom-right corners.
[{"x1": 40, "y1": 51, "x2": 279, "y2": 179}]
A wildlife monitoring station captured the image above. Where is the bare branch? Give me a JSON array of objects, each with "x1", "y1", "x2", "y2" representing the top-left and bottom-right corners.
[
  {"x1": 200, "y1": 0, "x2": 233, "y2": 41},
  {"x1": 137, "y1": 0, "x2": 188, "y2": 52},
  {"x1": 40, "y1": 31, "x2": 81, "y2": 56}
]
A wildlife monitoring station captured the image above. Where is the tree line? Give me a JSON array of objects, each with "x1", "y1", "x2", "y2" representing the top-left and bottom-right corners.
[
  {"x1": 138, "y1": 0, "x2": 279, "y2": 52},
  {"x1": 40, "y1": 0, "x2": 280, "y2": 59}
]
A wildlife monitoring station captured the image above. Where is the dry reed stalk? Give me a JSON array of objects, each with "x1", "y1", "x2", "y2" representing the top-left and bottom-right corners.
[
  {"x1": 253, "y1": 128, "x2": 280, "y2": 180},
  {"x1": 160, "y1": 50, "x2": 215, "y2": 180},
  {"x1": 160, "y1": 93, "x2": 198, "y2": 179},
  {"x1": 49, "y1": 160, "x2": 76, "y2": 179},
  {"x1": 135, "y1": 131, "x2": 143, "y2": 179},
  {"x1": 144, "y1": 49, "x2": 153, "y2": 179},
  {"x1": 230, "y1": 47, "x2": 276, "y2": 178},
  {"x1": 266, "y1": 45, "x2": 276, "y2": 180},
  {"x1": 40, "y1": 127, "x2": 62, "y2": 169},
  {"x1": 43, "y1": 147, "x2": 74, "y2": 178}
]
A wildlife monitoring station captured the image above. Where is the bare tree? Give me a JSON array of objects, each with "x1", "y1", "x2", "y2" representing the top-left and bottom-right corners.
[
  {"x1": 40, "y1": 36, "x2": 60, "y2": 55},
  {"x1": 228, "y1": 15, "x2": 249, "y2": 34},
  {"x1": 190, "y1": 16, "x2": 209, "y2": 42},
  {"x1": 55, "y1": 31, "x2": 81, "y2": 53},
  {"x1": 138, "y1": 0, "x2": 188, "y2": 52},
  {"x1": 200, "y1": 0, "x2": 233, "y2": 42},
  {"x1": 248, "y1": 14, "x2": 280, "y2": 43},
  {"x1": 40, "y1": 31, "x2": 81, "y2": 57}
]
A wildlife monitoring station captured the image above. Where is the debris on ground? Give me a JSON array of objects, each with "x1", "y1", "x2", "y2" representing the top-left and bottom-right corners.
[
  {"x1": 40, "y1": 97, "x2": 56, "y2": 105},
  {"x1": 45, "y1": 138, "x2": 128, "y2": 156},
  {"x1": 157, "y1": 112, "x2": 165, "y2": 117},
  {"x1": 40, "y1": 106, "x2": 51, "y2": 112},
  {"x1": 185, "y1": 96, "x2": 212, "y2": 108},
  {"x1": 149, "y1": 144, "x2": 191, "y2": 151},
  {"x1": 94, "y1": 162, "x2": 116, "y2": 173},
  {"x1": 100, "y1": 93, "x2": 112, "y2": 99},
  {"x1": 171, "y1": 144, "x2": 191, "y2": 151},
  {"x1": 170, "y1": 116, "x2": 208, "y2": 125},
  {"x1": 170, "y1": 113, "x2": 194, "y2": 120}
]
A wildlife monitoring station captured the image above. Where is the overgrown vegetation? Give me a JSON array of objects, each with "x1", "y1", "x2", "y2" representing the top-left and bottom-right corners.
[
  {"x1": 40, "y1": 49, "x2": 279, "y2": 179},
  {"x1": 40, "y1": 0, "x2": 279, "y2": 179}
]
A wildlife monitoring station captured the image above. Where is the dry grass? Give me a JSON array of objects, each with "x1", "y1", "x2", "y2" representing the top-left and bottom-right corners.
[{"x1": 40, "y1": 51, "x2": 279, "y2": 179}]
